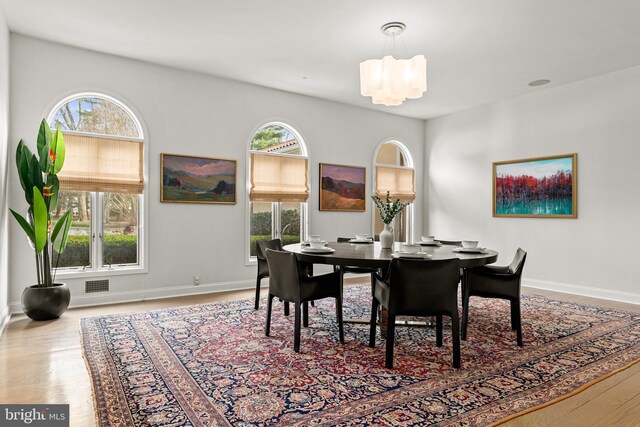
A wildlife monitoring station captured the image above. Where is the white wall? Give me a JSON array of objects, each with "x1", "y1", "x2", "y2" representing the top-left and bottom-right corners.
[
  {"x1": 8, "y1": 35, "x2": 425, "y2": 311},
  {"x1": 425, "y1": 65, "x2": 640, "y2": 304},
  {"x1": 0, "y1": 7, "x2": 10, "y2": 332}
]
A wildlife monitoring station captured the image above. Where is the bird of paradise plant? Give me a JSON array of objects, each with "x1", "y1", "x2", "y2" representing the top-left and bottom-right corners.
[{"x1": 10, "y1": 118, "x2": 73, "y2": 287}]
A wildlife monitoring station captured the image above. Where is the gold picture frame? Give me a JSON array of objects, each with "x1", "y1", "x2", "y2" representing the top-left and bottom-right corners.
[
  {"x1": 493, "y1": 153, "x2": 577, "y2": 218},
  {"x1": 161, "y1": 153, "x2": 237, "y2": 204},
  {"x1": 319, "y1": 163, "x2": 366, "y2": 212}
]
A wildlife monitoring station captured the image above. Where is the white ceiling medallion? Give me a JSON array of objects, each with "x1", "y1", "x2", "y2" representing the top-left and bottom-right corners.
[{"x1": 360, "y1": 22, "x2": 427, "y2": 106}]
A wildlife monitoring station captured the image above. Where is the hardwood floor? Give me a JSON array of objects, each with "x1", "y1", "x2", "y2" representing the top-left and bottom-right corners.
[{"x1": 0, "y1": 282, "x2": 638, "y2": 427}]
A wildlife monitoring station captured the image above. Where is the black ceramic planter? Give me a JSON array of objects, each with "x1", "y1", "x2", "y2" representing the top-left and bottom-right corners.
[{"x1": 21, "y1": 283, "x2": 71, "y2": 321}]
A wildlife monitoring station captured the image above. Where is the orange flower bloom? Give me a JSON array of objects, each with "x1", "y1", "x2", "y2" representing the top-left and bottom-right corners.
[{"x1": 49, "y1": 149, "x2": 57, "y2": 162}]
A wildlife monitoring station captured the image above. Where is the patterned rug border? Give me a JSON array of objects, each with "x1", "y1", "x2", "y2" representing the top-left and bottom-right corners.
[
  {"x1": 489, "y1": 356, "x2": 640, "y2": 426},
  {"x1": 79, "y1": 285, "x2": 640, "y2": 426}
]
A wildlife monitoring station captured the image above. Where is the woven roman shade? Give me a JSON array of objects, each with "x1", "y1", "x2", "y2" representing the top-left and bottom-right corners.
[
  {"x1": 375, "y1": 166, "x2": 415, "y2": 203},
  {"x1": 57, "y1": 132, "x2": 144, "y2": 194},
  {"x1": 250, "y1": 153, "x2": 309, "y2": 202}
]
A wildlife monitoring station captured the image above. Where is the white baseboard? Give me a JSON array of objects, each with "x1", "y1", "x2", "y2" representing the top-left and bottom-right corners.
[
  {"x1": 9, "y1": 279, "x2": 255, "y2": 314},
  {"x1": 523, "y1": 278, "x2": 640, "y2": 306},
  {"x1": 0, "y1": 305, "x2": 10, "y2": 336}
]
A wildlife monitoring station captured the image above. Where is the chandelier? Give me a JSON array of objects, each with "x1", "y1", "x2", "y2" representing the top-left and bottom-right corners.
[{"x1": 359, "y1": 22, "x2": 427, "y2": 106}]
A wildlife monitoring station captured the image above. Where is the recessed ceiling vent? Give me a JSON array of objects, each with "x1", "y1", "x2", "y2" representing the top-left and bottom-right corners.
[{"x1": 85, "y1": 280, "x2": 110, "y2": 293}]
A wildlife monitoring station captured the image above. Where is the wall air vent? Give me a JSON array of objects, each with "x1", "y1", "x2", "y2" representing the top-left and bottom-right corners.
[{"x1": 85, "y1": 280, "x2": 110, "y2": 293}]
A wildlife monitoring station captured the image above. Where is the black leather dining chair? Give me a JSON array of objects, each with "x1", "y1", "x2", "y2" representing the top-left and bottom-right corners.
[
  {"x1": 265, "y1": 249, "x2": 344, "y2": 353},
  {"x1": 436, "y1": 240, "x2": 462, "y2": 246},
  {"x1": 255, "y1": 238, "x2": 312, "y2": 313},
  {"x1": 369, "y1": 258, "x2": 461, "y2": 369},
  {"x1": 255, "y1": 239, "x2": 283, "y2": 310},
  {"x1": 461, "y1": 248, "x2": 527, "y2": 346}
]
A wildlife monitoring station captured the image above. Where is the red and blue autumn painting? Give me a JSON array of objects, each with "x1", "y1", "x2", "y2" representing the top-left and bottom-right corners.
[
  {"x1": 494, "y1": 154, "x2": 576, "y2": 217},
  {"x1": 161, "y1": 154, "x2": 236, "y2": 204},
  {"x1": 319, "y1": 163, "x2": 366, "y2": 211}
]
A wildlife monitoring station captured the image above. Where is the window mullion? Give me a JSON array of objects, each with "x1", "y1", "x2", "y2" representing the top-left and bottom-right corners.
[
  {"x1": 273, "y1": 202, "x2": 281, "y2": 239},
  {"x1": 95, "y1": 192, "x2": 104, "y2": 270}
]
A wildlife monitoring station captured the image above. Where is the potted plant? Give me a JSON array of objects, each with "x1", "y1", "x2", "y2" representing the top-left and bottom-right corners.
[
  {"x1": 372, "y1": 191, "x2": 408, "y2": 249},
  {"x1": 10, "y1": 119, "x2": 73, "y2": 320}
]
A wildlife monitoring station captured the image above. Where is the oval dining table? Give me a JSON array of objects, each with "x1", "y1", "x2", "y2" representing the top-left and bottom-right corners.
[
  {"x1": 284, "y1": 241, "x2": 498, "y2": 270},
  {"x1": 284, "y1": 241, "x2": 498, "y2": 333}
]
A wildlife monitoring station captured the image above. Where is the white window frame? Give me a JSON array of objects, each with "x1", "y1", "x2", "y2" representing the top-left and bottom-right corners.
[
  {"x1": 372, "y1": 139, "x2": 415, "y2": 243},
  {"x1": 45, "y1": 92, "x2": 148, "y2": 278},
  {"x1": 245, "y1": 121, "x2": 309, "y2": 265}
]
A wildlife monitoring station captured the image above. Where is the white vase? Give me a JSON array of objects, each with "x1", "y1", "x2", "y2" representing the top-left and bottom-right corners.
[{"x1": 380, "y1": 223, "x2": 394, "y2": 249}]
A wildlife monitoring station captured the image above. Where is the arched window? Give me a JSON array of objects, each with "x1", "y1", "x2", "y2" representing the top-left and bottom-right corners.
[
  {"x1": 247, "y1": 123, "x2": 308, "y2": 260},
  {"x1": 373, "y1": 140, "x2": 415, "y2": 242},
  {"x1": 47, "y1": 93, "x2": 145, "y2": 273}
]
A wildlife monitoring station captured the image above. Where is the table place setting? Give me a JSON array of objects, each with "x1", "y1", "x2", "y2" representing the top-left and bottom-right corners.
[
  {"x1": 452, "y1": 240, "x2": 488, "y2": 254},
  {"x1": 348, "y1": 233, "x2": 374, "y2": 244},
  {"x1": 418, "y1": 235, "x2": 442, "y2": 247},
  {"x1": 392, "y1": 243, "x2": 432, "y2": 259},
  {"x1": 301, "y1": 236, "x2": 335, "y2": 253}
]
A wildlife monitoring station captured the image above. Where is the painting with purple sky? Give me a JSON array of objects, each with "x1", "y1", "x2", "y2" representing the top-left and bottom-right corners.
[
  {"x1": 161, "y1": 153, "x2": 236, "y2": 204},
  {"x1": 320, "y1": 163, "x2": 366, "y2": 211}
]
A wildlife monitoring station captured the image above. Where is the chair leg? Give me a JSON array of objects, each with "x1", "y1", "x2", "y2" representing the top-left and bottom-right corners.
[
  {"x1": 284, "y1": 301, "x2": 290, "y2": 316},
  {"x1": 512, "y1": 299, "x2": 523, "y2": 347},
  {"x1": 451, "y1": 310, "x2": 461, "y2": 369},
  {"x1": 303, "y1": 302, "x2": 309, "y2": 327},
  {"x1": 436, "y1": 315, "x2": 443, "y2": 347},
  {"x1": 369, "y1": 297, "x2": 379, "y2": 348},
  {"x1": 385, "y1": 312, "x2": 396, "y2": 369},
  {"x1": 265, "y1": 294, "x2": 274, "y2": 336},
  {"x1": 255, "y1": 277, "x2": 262, "y2": 310},
  {"x1": 336, "y1": 296, "x2": 344, "y2": 344},
  {"x1": 294, "y1": 303, "x2": 302, "y2": 353},
  {"x1": 510, "y1": 300, "x2": 517, "y2": 330},
  {"x1": 461, "y1": 293, "x2": 470, "y2": 341}
]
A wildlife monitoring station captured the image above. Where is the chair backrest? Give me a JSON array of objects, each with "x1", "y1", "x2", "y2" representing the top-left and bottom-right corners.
[
  {"x1": 264, "y1": 249, "x2": 301, "y2": 302},
  {"x1": 508, "y1": 248, "x2": 527, "y2": 275},
  {"x1": 256, "y1": 238, "x2": 283, "y2": 261},
  {"x1": 386, "y1": 258, "x2": 460, "y2": 315},
  {"x1": 337, "y1": 237, "x2": 351, "y2": 243}
]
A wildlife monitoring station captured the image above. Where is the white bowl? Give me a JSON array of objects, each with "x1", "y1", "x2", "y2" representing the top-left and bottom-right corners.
[
  {"x1": 461, "y1": 240, "x2": 478, "y2": 248},
  {"x1": 402, "y1": 244, "x2": 421, "y2": 254},
  {"x1": 355, "y1": 233, "x2": 369, "y2": 240},
  {"x1": 421, "y1": 235, "x2": 435, "y2": 243},
  {"x1": 309, "y1": 240, "x2": 327, "y2": 249},
  {"x1": 309, "y1": 235, "x2": 322, "y2": 242}
]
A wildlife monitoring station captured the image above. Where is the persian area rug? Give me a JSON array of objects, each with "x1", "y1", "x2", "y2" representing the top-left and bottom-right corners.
[{"x1": 81, "y1": 284, "x2": 640, "y2": 426}]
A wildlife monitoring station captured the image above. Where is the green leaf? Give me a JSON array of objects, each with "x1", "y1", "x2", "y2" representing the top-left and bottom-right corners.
[
  {"x1": 32, "y1": 187, "x2": 48, "y2": 254},
  {"x1": 52, "y1": 210, "x2": 72, "y2": 253},
  {"x1": 51, "y1": 128, "x2": 65, "y2": 174},
  {"x1": 37, "y1": 118, "x2": 52, "y2": 157},
  {"x1": 9, "y1": 209, "x2": 35, "y2": 244},
  {"x1": 16, "y1": 142, "x2": 34, "y2": 204},
  {"x1": 48, "y1": 175, "x2": 60, "y2": 213},
  {"x1": 30, "y1": 154, "x2": 44, "y2": 191}
]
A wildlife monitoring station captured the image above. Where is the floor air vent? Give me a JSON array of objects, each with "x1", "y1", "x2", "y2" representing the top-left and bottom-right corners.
[{"x1": 85, "y1": 279, "x2": 110, "y2": 293}]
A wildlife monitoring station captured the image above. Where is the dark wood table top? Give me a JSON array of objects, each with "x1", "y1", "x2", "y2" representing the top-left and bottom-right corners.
[{"x1": 284, "y1": 242, "x2": 498, "y2": 269}]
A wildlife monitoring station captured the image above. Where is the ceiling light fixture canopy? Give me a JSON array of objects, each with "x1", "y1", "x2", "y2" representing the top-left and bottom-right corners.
[{"x1": 360, "y1": 22, "x2": 427, "y2": 106}]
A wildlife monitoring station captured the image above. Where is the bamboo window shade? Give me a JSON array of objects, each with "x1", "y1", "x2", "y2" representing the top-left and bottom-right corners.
[
  {"x1": 57, "y1": 133, "x2": 144, "y2": 194},
  {"x1": 375, "y1": 166, "x2": 415, "y2": 203},
  {"x1": 250, "y1": 153, "x2": 309, "y2": 202}
]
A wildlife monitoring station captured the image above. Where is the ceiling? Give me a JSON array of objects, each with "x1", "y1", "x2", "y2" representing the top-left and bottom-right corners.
[{"x1": 2, "y1": 0, "x2": 640, "y2": 120}]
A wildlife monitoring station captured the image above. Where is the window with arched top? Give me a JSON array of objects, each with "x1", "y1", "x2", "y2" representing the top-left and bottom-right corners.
[
  {"x1": 373, "y1": 140, "x2": 415, "y2": 242},
  {"x1": 247, "y1": 123, "x2": 309, "y2": 260},
  {"x1": 47, "y1": 93, "x2": 145, "y2": 273}
]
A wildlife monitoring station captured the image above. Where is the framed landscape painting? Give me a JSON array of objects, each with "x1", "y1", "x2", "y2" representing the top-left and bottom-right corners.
[
  {"x1": 319, "y1": 163, "x2": 366, "y2": 212},
  {"x1": 493, "y1": 153, "x2": 577, "y2": 218},
  {"x1": 161, "y1": 153, "x2": 237, "y2": 204}
]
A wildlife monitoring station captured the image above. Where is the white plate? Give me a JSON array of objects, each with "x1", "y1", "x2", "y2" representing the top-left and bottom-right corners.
[
  {"x1": 452, "y1": 247, "x2": 487, "y2": 254},
  {"x1": 392, "y1": 252, "x2": 432, "y2": 259},
  {"x1": 301, "y1": 247, "x2": 336, "y2": 254},
  {"x1": 419, "y1": 241, "x2": 441, "y2": 246},
  {"x1": 348, "y1": 239, "x2": 373, "y2": 244}
]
